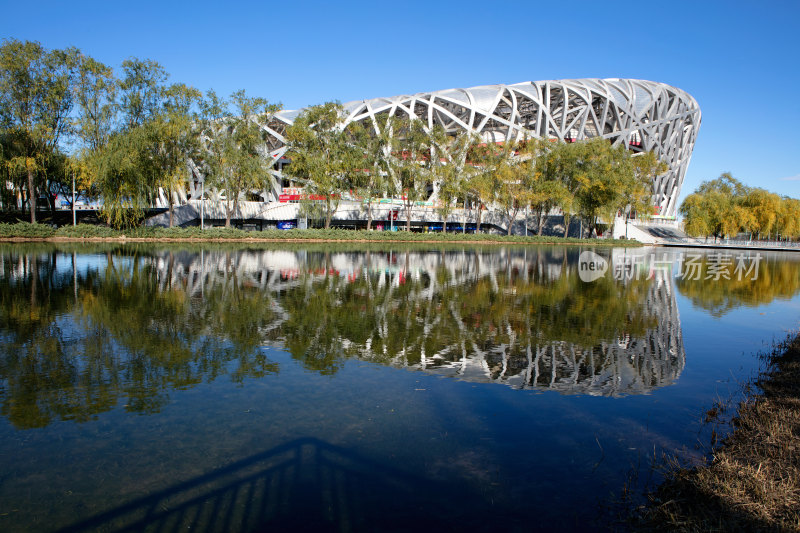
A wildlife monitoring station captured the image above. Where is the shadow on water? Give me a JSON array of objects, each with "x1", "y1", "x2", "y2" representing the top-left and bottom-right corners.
[{"x1": 56, "y1": 437, "x2": 532, "y2": 533}]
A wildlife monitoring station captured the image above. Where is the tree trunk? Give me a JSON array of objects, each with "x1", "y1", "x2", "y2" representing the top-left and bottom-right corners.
[
  {"x1": 28, "y1": 168, "x2": 36, "y2": 224},
  {"x1": 233, "y1": 194, "x2": 240, "y2": 227},
  {"x1": 366, "y1": 199, "x2": 372, "y2": 230},
  {"x1": 563, "y1": 216, "x2": 571, "y2": 238},
  {"x1": 537, "y1": 211, "x2": 545, "y2": 236},
  {"x1": 225, "y1": 197, "x2": 232, "y2": 228},
  {"x1": 476, "y1": 206, "x2": 483, "y2": 233},
  {"x1": 325, "y1": 197, "x2": 332, "y2": 229},
  {"x1": 463, "y1": 198, "x2": 468, "y2": 234},
  {"x1": 506, "y1": 208, "x2": 517, "y2": 236},
  {"x1": 405, "y1": 199, "x2": 412, "y2": 231},
  {"x1": 168, "y1": 188, "x2": 174, "y2": 228}
]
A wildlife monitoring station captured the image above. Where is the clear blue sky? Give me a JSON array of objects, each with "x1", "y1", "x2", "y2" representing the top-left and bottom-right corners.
[{"x1": 2, "y1": 0, "x2": 798, "y2": 205}]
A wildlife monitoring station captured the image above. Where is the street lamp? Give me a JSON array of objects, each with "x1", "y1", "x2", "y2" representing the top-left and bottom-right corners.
[
  {"x1": 71, "y1": 168, "x2": 76, "y2": 227},
  {"x1": 200, "y1": 178, "x2": 205, "y2": 230}
]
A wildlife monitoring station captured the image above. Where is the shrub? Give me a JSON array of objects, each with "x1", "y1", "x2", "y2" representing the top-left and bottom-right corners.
[
  {"x1": 0, "y1": 222, "x2": 641, "y2": 246},
  {"x1": 0, "y1": 222, "x2": 57, "y2": 238},
  {"x1": 56, "y1": 224, "x2": 119, "y2": 238}
]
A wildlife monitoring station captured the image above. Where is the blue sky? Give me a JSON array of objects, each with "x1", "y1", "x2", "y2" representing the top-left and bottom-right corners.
[{"x1": 2, "y1": 0, "x2": 798, "y2": 205}]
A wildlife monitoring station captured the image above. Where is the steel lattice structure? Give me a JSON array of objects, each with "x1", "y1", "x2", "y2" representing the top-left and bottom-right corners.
[{"x1": 258, "y1": 78, "x2": 700, "y2": 218}]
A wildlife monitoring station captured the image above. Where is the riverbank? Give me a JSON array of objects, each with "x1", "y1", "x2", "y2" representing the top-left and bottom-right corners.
[
  {"x1": 0, "y1": 223, "x2": 642, "y2": 246},
  {"x1": 636, "y1": 333, "x2": 800, "y2": 531}
]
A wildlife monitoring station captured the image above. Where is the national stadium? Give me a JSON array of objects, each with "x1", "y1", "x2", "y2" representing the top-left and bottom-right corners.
[{"x1": 158, "y1": 78, "x2": 701, "y2": 233}]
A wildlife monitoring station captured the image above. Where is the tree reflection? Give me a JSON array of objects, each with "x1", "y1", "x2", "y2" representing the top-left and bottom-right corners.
[
  {"x1": 0, "y1": 252, "x2": 105, "y2": 428},
  {"x1": 0, "y1": 244, "x2": 694, "y2": 429},
  {"x1": 675, "y1": 252, "x2": 800, "y2": 317},
  {"x1": 271, "y1": 249, "x2": 668, "y2": 393},
  {"x1": 0, "y1": 247, "x2": 279, "y2": 429}
]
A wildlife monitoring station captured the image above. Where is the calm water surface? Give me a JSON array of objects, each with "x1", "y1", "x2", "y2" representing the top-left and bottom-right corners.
[{"x1": 0, "y1": 244, "x2": 798, "y2": 532}]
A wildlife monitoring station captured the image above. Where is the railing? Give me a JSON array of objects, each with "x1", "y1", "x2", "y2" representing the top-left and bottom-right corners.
[
  {"x1": 660, "y1": 237, "x2": 800, "y2": 250},
  {"x1": 634, "y1": 217, "x2": 679, "y2": 226},
  {"x1": 717, "y1": 239, "x2": 800, "y2": 249}
]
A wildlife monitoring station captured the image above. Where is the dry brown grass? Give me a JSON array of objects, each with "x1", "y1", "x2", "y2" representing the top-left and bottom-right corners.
[{"x1": 635, "y1": 334, "x2": 800, "y2": 532}]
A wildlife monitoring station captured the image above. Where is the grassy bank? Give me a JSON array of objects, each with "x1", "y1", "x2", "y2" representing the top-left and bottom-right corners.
[
  {"x1": 0, "y1": 222, "x2": 642, "y2": 246},
  {"x1": 636, "y1": 333, "x2": 800, "y2": 531}
]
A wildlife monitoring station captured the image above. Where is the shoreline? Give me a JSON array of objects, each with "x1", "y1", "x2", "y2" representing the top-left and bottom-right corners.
[
  {"x1": 0, "y1": 236, "x2": 636, "y2": 246},
  {"x1": 0, "y1": 223, "x2": 643, "y2": 246},
  {"x1": 635, "y1": 333, "x2": 800, "y2": 531}
]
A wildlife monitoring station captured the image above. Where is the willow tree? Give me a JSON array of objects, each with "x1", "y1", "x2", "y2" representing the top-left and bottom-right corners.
[
  {"x1": 118, "y1": 58, "x2": 168, "y2": 130},
  {"x1": 197, "y1": 90, "x2": 231, "y2": 217},
  {"x1": 223, "y1": 90, "x2": 280, "y2": 225},
  {"x1": 775, "y1": 197, "x2": 800, "y2": 240},
  {"x1": 94, "y1": 61, "x2": 204, "y2": 229},
  {"x1": 481, "y1": 140, "x2": 532, "y2": 235},
  {"x1": 285, "y1": 102, "x2": 358, "y2": 229},
  {"x1": 433, "y1": 161, "x2": 462, "y2": 233},
  {"x1": 118, "y1": 62, "x2": 205, "y2": 228},
  {"x1": 515, "y1": 139, "x2": 556, "y2": 235},
  {"x1": 68, "y1": 52, "x2": 117, "y2": 210},
  {"x1": 416, "y1": 123, "x2": 455, "y2": 232},
  {"x1": 431, "y1": 130, "x2": 479, "y2": 232},
  {"x1": 742, "y1": 187, "x2": 782, "y2": 239},
  {"x1": 615, "y1": 151, "x2": 665, "y2": 237},
  {"x1": 73, "y1": 53, "x2": 116, "y2": 155},
  {"x1": 681, "y1": 174, "x2": 800, "y2": 241},
  {"x1": 95, "y1": 125, "x2": 154, "y2": 228},
  {"x1": 0, "y1": 39, "x2": 77, "y2": 222},
  {"x1": 197, "y1": 90, "x2": 280, "y2": 227},
  {"x1": 94, "y1": 58, "x2": 170, "y2": 228},
  {"x1": 628, "y1": 152, "x2": 664, "y2": 215},
  {"x1": 570, "y1": 139, "x2": 632, "y2": 236},
  {"x1": 468, "y1": 143, "x2": 504, "y2": 233},
  {"x1": 679, "y1": 193, "x2": 713, "y2": 238},
  {"x1": 384, "y1": 116, "x2": 435, "y2": 231},
  {"x1": 679, "y1": 173, "x2": 749, "y2": 241},
  {"x1": 348, "y1": 117, "x2": 396, "y2": 230},
  {"x1": 538, "y1": 141, "x2": 581, "y2": 237},
  {"x1": 527, "y1": 177, "x2": 571, "y2": 236},
  {"x1": 151, "y1": 83, "x2": 201, "y2": 227}
]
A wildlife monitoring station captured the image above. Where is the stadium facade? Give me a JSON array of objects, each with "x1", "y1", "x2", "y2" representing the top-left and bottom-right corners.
[
  {"x1": 172, "y1": 78, "x2": 700, "y2": 229},
  {"x1": 254, "y1": 78, "x2": 701, "y2": 219}
]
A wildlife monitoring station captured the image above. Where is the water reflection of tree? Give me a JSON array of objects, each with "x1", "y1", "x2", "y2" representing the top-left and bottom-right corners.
[
  {"x1": 276, "y1": 253, "x2": 658, "y2": 379},
  {"x1": 0, "y1": 246, "x2": 687, "y2": 429},
  {"x1": 0, "y1": 249, "x2": 279, "y2": 429},
  {"x1": 0, "y1": 252, "x2": 116, "y2": 428},
  {"x1": 675, "y1": 255, "x2": 800, "y2": 317}
]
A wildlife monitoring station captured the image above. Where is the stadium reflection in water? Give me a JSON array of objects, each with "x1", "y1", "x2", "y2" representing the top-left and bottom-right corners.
[
  {"x1": 3, "y1": 244, "x2": 796, "y2": 532},
  {"x1": 0, "y1": 245, "x2": 686, "y2": 431},
  {"x1": 150, "y1": 247, "x2": 687, "y2": 396}
]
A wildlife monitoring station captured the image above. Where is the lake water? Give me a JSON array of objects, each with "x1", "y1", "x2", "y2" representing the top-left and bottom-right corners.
[{"x1": 0, "y1": 243, "x2": 798, "y2": 532}]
